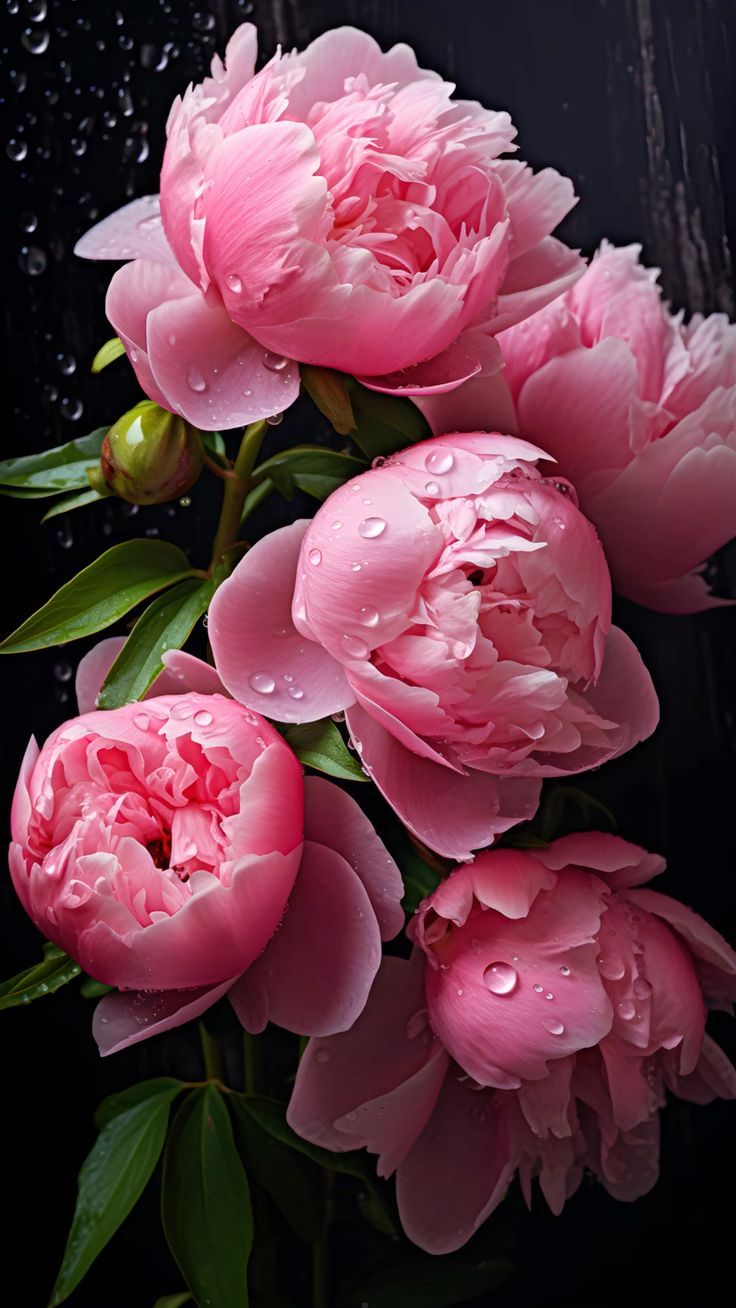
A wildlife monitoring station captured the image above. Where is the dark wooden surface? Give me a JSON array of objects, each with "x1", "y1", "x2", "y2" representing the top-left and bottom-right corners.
[{"x1": 1, "y1": 2, "x2": 734, "y2": 1304}]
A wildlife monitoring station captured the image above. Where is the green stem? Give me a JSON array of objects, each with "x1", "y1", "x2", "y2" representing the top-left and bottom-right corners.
[
  {"x1": 208, "y1": 420, "x2": 267, "y2": 572},
  {"x1": 312, "y1": 1173, "x2": 333, "y2": 1308},
  {"x1": 198, "y1": 1021, "x2": 224, "y2": 1082},
  {"x1": 243, "y1": 1031, "x2": 263, "y2": 1095}
]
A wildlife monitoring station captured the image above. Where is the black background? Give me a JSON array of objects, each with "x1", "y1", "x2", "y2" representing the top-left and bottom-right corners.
[{"x1": 1, "y1": 1, "x2": 735, "y2": 1304}]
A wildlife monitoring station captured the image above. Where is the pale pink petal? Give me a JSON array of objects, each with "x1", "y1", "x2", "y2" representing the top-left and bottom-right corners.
[
  {"x1": 105, "y1": 258, "x2": 194, "y2": 409},
  {"x1": 335, "y1": 1048, "x2": 449, "y2": 1178},
  {"x1": 346, "y1": 703, "x2": 540, "y2": 860},
  {"x1": 396, "y1": 1073, "x2": 516, "y2": 1254},
  {"x1": 540, "y1": 833, "x2": 666, "y2": 889},
  {"x1": 75, "y1": 195, "x2": 175, "y2": 266},
  {"x1": 75, "y1": 638, "x2": 127, "y2": 713},
  {"x1": 93, "y1": 977, "x2": 234, "y2": 1056},
  {"x1": 357, "y1": 332, "x2": 502, "y2": 397},
  {"x1": 155, "y1": 650, "x2": 227, "y2": 696},
  {"x1": 303, "y1": 776, "x2": 404, "y2": 938},
  {"x1": 628, "y1": 888, "x2": 736, "y2": 1012},
  {"x1": 229, "y1": 838, "x2": 381, "y2": 1037},
  {"x1": 209, "y1": 521, "x2": 354, "y2": 722},
  {"x1": 488, "y1": 237, "x2": 584, "y2": 333},
  {"x1": 417, "y1": 367, "x2": 518, "y2": 438},
  {"x1": 496, "y1": 161, "x2": 578, "y2": 256}
]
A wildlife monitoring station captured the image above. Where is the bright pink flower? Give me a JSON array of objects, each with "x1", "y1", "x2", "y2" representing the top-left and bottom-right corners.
[
  {"x1": 209, "y1": 433, "x2": 659, "y2": 861},
  {"x1": 10, "y1": 644, "x2": 403, "y2": 1054},
  {"x1": 75, "y1": 23, "x2": 583, "y2": 428},
  {"x1": 287, "y1": 835, "x2": 736, "y2": 1253},
  {"x1": 427, "y1": 242, "x2": 736, "y2": 611}
]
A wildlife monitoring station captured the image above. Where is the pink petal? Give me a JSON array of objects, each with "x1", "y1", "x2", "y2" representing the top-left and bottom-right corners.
[
  {"x1": 539, "y1": 833, "x2": 666, "y2": 889},
  {"x1": 335, "y1": 1047, "x2": 449, "y2": 1178},
  {"x1": 497, "y1": 161, "x2": 578, "y2": 256},
  {"x1": 209, "y1": 521, "x2": 354, "y2": 722},
  {"x1": 416, "y1": 367, "x2": 518, "y2": 438},
  {"x1": 10, "y1": 737, "x2": 39, "y2": 845},
  {"x1": 145, "y1": 288, "x2": 300, "y2": 430},
  {"x1": 669, "y1": 1034, "x2": 736, "y2": 1102},
  {"x1": 93, "y1": 977, "x2": 234, "y2": 1056},
  {"x1": 356, "y1": 331, "x2": 502, "y2": 397},
  {"x1": 346, "y1": 703, "x2": 540, "y2": 860},
  {"x1": 396, "y1": 1073, "x2": 516, "y2": 1254},
  {"x1": 627, "y1": 887, "x2": 736, "y2": 1012},
  {"x1": 75, "y1": 637, "x2": 126, "y2": 713},
  {"x1": 106, "y1": 258, "x2": 194, "y2": 409},
  {"x1": 75, "y1": 195, "x2": 175, "y2": 266},
  {"x1": 229, "y1": 837, "x2": 381, "y2": 1037},
  {"x1": 287, "y1": 953, "x2": 438, "y2": 1152},
  {"x1": 489, "y1": 237, "x2": 585, "y2": 334},
  {"x1": 303, "y1": 776, "x2": 404, "y2": 939},
  {"x1": 155, "y1": 650, "x2": 227, "y2": 696}
]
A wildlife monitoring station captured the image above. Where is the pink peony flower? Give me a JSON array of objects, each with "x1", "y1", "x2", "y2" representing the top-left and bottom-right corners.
[
  {"x1": 209, "y1": 433, "x2": 659, "y2": 861},
  {"x1": 75, "y1": 23, "x2": 583, "y2": 428},
  {"x1": 287, "y1": 834, "x2": 736, "y2": 1254},
  {"x1": 9, "y1": 643, "x2": 403, "y2": 1055},
  {"x1": 427, "y1": 242, "x2": 736, "y2": 611}
]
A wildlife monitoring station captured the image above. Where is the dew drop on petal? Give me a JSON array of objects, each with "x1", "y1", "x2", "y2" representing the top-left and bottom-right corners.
[
  {"x1": 633, "y1": 976, "x2": 652, "y2": 1000},
  {"x1": 425, "y1": 448, "x2": 454, "y2": 475},
  {"x1": 358, "y1": 517, "x2": 386, "y2": 539},
  {"x1": 483, "y1": 962, "x2": 518, "y2": 995},
  {"x1": 358, "y1": 606, "x2": 379, "y2": 627},
  {"x1": 308, "y1": 548, "x2": 322, "y2": 566},
  {"x1": 186, "y1": 365, "x2": 206, "y2": 393},
  {"x1": 618, "y1": 999, "x2": 637, "y2": 1021},
  {"x1": 315, "y1": 1048, "x2": 330, "y2": 1064},
  {"x1": 249, "y1": 673, "x2": 275, "y2": 695},
  {"x1": 263, "y1": 351, "x2": 289, "y2": 372},
  {"x1": 194, "y1": 710, "x2": 213, "y2": 727},
  {"x1": 533, "y1": 982, "x2": 544, "y2": 993},
  {"x1": 225, "y1": 273, "x2": 242, "y2": 293},
  {"x1": 424, "y1": 480, "x2": 440, "y2": 495},
  {"x1": 559, "y1": 965, "x2": 571, "y2": 976},
  {"x1": 287, "y1": 685, "x2": 304, "y2": 700},
  {"x1": 341, "y1": 634, "x2": 370, "y2": 659},
  {"x1": 541, "y1": 1016, "x2": 565, "y2": 1036},
  {"x1": 596, "y1": 954, "x2": 626, "y2": 981}
]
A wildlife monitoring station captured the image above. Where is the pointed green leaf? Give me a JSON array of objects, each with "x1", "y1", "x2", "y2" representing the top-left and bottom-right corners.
[
  {"x1": 79, "y1": 977, "x2": 113, "y2": 1000},
  {"x1": 49, "y1": 1086, "x2": 181, "y2": 1305},
  {"x1": 91, "y1": 337, "x2": 126, "y2": 373},
  {"x1": 229, "y1": 1096, "x2": 323, "y2": 1244},
  {"x1": 0, "y1": 943, "x2": 80, "y2": 1011},
  {"x1": 153, "y1": 1296, "x2": 192, "y2": 1308},
  {"x1": 252, "y1": 445, "x2": 365, "y2": 502},
  {"x1": 346, "y1": 381, "x2": 431, "y2": 459},
  {"x1": 41, "y1": 487, "x2": 111, "y2": 521},
  {"x1": 0, "y1": 539, "x2": 197, "y2": 653},
  {"x1": 162, "y1": 1086, "x2": 253, "y2": 1308},
  {"x1": 97, "y1": 578, "x2": 213, "y2": 709},
  {"x1": 0, "y1": 429, "x2": 107, "y2": 494},
  {"x1": 96, "y1": 1077, "x2": 185, "y2": 1130},
  {"x1": 241, "y1": 477, "x2": 274, "y2": 523},
  {"x1": 301, "y1": 366, "x2": 356, "y2": 435},
  {"x1": 285, "y1": 719, "x2": 368, "y2": 783},
  {"x1": 345, "y1": 1256, "x2": 513, "y2": 1307}
]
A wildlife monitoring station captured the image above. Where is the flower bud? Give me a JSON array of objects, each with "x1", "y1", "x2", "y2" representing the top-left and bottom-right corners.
[{"x1": 97, "y1": 401, "x2": 204, "y2": 505}]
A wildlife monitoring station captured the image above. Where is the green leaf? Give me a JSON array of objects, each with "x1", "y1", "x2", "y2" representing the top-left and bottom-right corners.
[
  {"x1": 285, "y1": 719, "x2": 368, "y2": 783},
  {"x1": 162, "y1": 1086, "x2": 253, "y2": 1308},
  {"x1": 91, "y1": 337, "x2": 126, "y2": 373},
  {"x1": 41, "y1": 487, "x2": 111, "y2": 521},
  {"x1": 345, "y1": 1256, "x2": 513, "y2": 1307},
  {"x1": 0, "y1": 429, "x2": 107, "y2": 495},
  {"x1": 79, "y1": 977, "x2": 113, "y2": 1000},
  {"x1": 202, "y1": 431, "x2": 229, "y2": 469},
  {"x1": 0, "y1": 539, "x2": 197, "y2": 654},
  {"x1": 153, "y1": 1297, "x2": 192, "y2": 1308},
  {"x1": 95, "y1": 1077, "x2": 185, "y2": 1131},
  {"x1": 252, "y1": 445, "x2": 365, "y2": 502},
  {"x1": 399, "y1": 845, "x2": 444, "y2": 914},
  {"x1": 237, "y1": 1097, "x2": 396, "y2": 1234},
  {"x1": 49, "y1": 1085, "x2": 181, "y2": 1305},
  {"x1": 301, "y1": 366, "x2": 356, "y2": 435},
  {"x1": 346, "y1": 380, "x2": 431, "y2": 459},
  {"x1": 97, "y1": 578, "x2": 213, "y2": 708},
  {"x1": 241, "y1": 477, "x2": 275, "y2": 523},
  {"x1": 0, "y1": 942, "x2": 81, "y2": 1011},
  {"x1": 229, "y1": 1096, "x2": 323, "y2": 1244}
]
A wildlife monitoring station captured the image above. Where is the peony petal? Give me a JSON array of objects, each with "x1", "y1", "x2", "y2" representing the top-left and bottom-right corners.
[
  {"x1": 539, "y1": 833, "x2": 666, "y2": 889},
  {"x1": 93, "y1": 976, "x2": 234, "y2": 1056},
  {"x1": 75, "y1": 195, "x2": 175, "y2": 266},
  {"x1": 417, "y1": 367, "x2": 518, "y2": 438},
  {"x1": 209, "y1": 521, "x2": 354, "y2": 722},
  {"x1": 627, "y1": 888, "x2": 736, "y2": 1012},
  {"x1": 489, "y1": 237, "x2": 585, "y2": 334},
  {"x1": 105, "y1": 258, "x2": 195, "y2": 409},
  {"x1": 357, "y1": 331, "x2": 503, "y2": 397},
  {"x1": 303, "y1": 776, "x2": 404, "y2": 938},
  {"x1": 75, "y1": 637, "x2": 127, "y2": 713}
]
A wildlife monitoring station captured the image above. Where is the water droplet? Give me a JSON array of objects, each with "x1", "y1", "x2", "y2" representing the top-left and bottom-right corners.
[
  {"x1": 7, "y1": 137, "x2": 28, "y2": 162},
  {"x1": 170, "y1": 703, "x2": 192, "y2": 721},
  {"x1": 341, "y1": 634, "x2": 370, "y2": 659},
  {"x1": 249, "y1": 672, "x2": 275, "y2": 695},
  {"x1": 56, "y1": 353, "x2": 76, "y2": 376},
  {"x1": 60, "y1": 396, "x2": 83, "y2": 421},
  {"x1": 633, "y1": 976, "x2": 652, "y2": 1000},
  {"x1": 358, "y1": 517, "x2": 386, "y2": 539},
  {"x1": 186, "y1": 365, "x2": 206, "y2": 393},
  {"x1": 194, "y1": 710, "x2": 213, "y2": 727},
  {"x1": 263, "y1": 351, "x2": 289, "y2": 372},
  {"x1": 315, "y1": 1048, "x2": 330, "y2": 1064},
  {"x1": 351, "y1": 562, "x2": 361, "y2": 572},
  {"x1": 266, "y1": 411, "x2": 283, "y2": 426},
  {"x1": 358, "y1": 606, "x2": 379, "y2": 627},
  {"x1": 308, "y1": 548, "x2": 322, "y2": 566},
  {"x1": 424, "y1": 480, "x2": 440, "y2": 495},
  {"x1": 18, "y1": 245, "x2": 46, "y2": 276},
  {"x1": 19, "y1": 210, "x2": 37, "y2": 233},
  {"x1": 287, "y1": 685, "x2": 304, "y2": 700},
  {"x1": 533, "y1": 983, "x2": 544, "y2": 993},
  {"x1": 179, "y1": 496, "x2": 191, "y2": 508},
  {"x1": 21, "y1": 25, "x2": 49, "y2": 54},
  {"x1": 425, "y1": 448, "x2": 455, "y2": 475},
  {"x1": 331, "y1": 520, "x2": 343, "y2": 531},
  {"x1": 133, "y1": 712, "x2": 150, "y2": 731},
  {"x1": 596, "y1": 955, "x2": 626, "y2": 981},
  {"x1": 618, "y1": 999, "x2": 637, "y2": 1021},
  {"x1": 544, "y1": 991, "x2": 554, "y2": 1000},
  {"x1": 225, "y1": 273, "x2": 242, "y2": 294},
  {"x1": 559, "y1": 965, "x2": 571, "y2": 976},
  {"x1": 483, "y1": 962, "x2": 518, "y2": 995},
  {"x1": 541, "y1": 1016, "x2": 565, "y2": 1036},
  {"x1": 53, "y1": 660, "x2": 72, "y2": 683}
]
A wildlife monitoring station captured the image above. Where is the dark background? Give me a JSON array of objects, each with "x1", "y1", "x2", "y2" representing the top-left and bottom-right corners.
[{"x1": 1, "y1": 0, "x2": 735, "y2": 1304}]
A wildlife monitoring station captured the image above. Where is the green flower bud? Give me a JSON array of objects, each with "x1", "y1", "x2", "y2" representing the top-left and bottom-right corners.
[{"x1": 98, "y1": 401, "x2": 204, "y2": 506}]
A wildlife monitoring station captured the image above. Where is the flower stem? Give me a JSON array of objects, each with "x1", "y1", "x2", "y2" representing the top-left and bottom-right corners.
[
  {"x1": 208, "y1": 419, "x2": 267, "y2": 573},
  {"x1": 198, "y1": 1021, "x2": 224, "y2": 1082}
]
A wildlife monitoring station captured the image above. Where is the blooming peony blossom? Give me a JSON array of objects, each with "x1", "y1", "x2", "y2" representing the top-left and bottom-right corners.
[
  {"x1": 75, "y1": 23, "x2": 583, "y2": 428},
  {"x1": 9, "y1": 644, "x2": 403, "y2": 1054},
  {"x1": 427, "y1": 242, "x2": 736, "y2": 611},
  {"x1": 209, "y1": 433, "x2": 659, "y2": 861},
  {"x1": 287, "y1": 835, "x2": 736, "y2": 1254}
]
